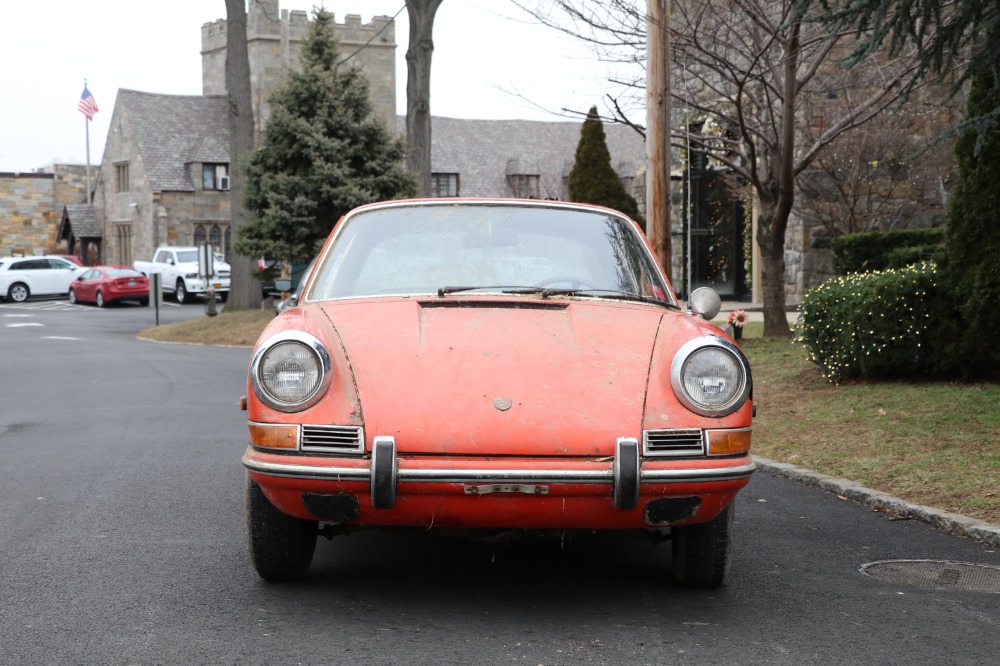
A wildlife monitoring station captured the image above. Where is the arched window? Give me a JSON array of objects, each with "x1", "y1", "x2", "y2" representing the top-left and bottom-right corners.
[
  {"x1": 193, "y1": 224, "x2": 207, "y2": 246},
  {"x1": 209, "y1": 225, "x2": 222, "y2": 252}
]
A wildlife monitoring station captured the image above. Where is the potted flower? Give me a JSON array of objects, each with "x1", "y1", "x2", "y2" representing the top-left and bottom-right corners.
[{"x1": 727, "y1": 309, "x2": 749, "y2": 340}]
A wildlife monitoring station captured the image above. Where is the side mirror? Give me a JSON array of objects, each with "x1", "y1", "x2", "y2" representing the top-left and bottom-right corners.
[
  {"x1": 688, "y1": 287, "x2": 721, "y2": 320},
  {"x1": 274, "y1": 279, "x2": 293, "y2": 292}
]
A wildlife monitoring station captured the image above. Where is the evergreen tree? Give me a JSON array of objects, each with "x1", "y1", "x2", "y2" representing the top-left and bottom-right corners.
[
  {"x1": 236, "y1": 9, "x2": 417, "y2": 264},
  {"x1": 568, "y1": 107, "x2": 642, "y2": 225},
  {"x1": 945, "y1": 69, "x2": 1000, "y2": 372}
]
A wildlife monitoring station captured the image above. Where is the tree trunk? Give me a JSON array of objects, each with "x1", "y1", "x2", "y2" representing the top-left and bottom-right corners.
[
  {"x1": 225, "y1": 0, "x2": 260, "y2": 311},
  {"x1": 405, "y1": 0, "x2": 443, "y2": 198},
  {"x1": 756, "y1": 204, "x2": 793, "y2": 338}
]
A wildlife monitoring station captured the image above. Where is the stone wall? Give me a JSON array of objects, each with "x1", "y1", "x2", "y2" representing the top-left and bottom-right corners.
[
  {"x1": 201, "y1": 2, "x2": 397, "y2": 131},
  {"x1": 0, "y1": 165, "x2": 89, "y2": 257}
]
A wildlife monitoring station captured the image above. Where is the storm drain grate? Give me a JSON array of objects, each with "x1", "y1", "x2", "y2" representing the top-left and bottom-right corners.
[{"x1": 860, "y1": 560, "x2": 1000, "y2": 593}]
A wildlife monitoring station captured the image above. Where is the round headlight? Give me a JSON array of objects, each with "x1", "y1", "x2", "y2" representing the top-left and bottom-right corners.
[
  {"x1": 251, "y1": 332, "x2": 332, "y2": 412},
  {"x1": 670, "y1": 336, "x2": 751, "y2": 417}
]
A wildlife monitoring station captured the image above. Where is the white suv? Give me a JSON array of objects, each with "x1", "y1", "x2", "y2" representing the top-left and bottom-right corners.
[{"x1": 0, "y1": 256, "x2": 84, "y2": 302}]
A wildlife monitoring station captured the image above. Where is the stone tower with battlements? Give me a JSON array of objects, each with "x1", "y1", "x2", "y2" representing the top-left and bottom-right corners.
[{"x1": 201, "y1": 0, "x2": 397, "y2": 133}]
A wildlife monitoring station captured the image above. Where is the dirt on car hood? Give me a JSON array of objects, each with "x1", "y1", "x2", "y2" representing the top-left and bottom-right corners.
[{"x1": 319, "y1": 297, "x2": 670, "y2": 457}]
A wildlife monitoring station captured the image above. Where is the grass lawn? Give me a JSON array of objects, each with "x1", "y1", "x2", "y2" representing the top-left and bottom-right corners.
[
  {"x1": 737, "y1": 323, "x2": 1000, "y2": 524},
  {"x1": 139, "y1": 312, "x2": 1000, "y2": 524}
]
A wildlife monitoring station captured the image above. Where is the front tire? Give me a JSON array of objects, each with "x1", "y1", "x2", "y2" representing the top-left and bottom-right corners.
[
  {"x1": 671, "y1": 502, "x2": 734, "y2": 588},
  {"x1": 8, "y1": 282, "x2": 29, "y2": 303},
  {"x1": 246, "y1": 477, "x2": 317, "y2": 581},
  {"x1": 68, "y1": 288, "x2": 77, "y2": 305},
  {"x1": 175, "y1": 280, "x2": 187, "y2": 304},
  {"x1": 95, "y1": 290, "x2": 105, "y2": 308}
]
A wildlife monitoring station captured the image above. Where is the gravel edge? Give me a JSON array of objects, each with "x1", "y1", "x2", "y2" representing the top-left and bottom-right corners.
[{"x1": 753, "y1": 456, "x2": 1000, "y2": 548}]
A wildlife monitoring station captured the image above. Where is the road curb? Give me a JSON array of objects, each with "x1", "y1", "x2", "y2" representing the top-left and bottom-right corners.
[{"x1": 753, "y1": 456, "x2": 1000, "y2": 548}]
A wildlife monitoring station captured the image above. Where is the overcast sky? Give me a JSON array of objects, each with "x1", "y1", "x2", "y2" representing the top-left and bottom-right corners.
[{"x1": 0, "y1": 0, "x2": 634, "y2": 173}]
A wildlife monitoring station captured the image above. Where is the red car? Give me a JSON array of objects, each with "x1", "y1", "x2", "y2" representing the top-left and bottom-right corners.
[
  {"x1": 241, "y1": 199, "x2": 754, "y2": 587},
  {"x1": 69, "y1": 266, "x2": 149, "y2": 307}
]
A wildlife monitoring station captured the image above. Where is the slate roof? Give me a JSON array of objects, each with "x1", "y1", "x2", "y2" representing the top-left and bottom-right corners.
[
  {"x1": 397, "y1": 115, "x2": 647, "y2": 198},
  {"x1": 61, "y1": 203, "x2": 101, "y2": 238},
  {"x1": 114, "y1": 87, "x2": 646, "y2": 198},
  {"x1": 118, "y1": 89, "x2": 230, "y2": 193}
]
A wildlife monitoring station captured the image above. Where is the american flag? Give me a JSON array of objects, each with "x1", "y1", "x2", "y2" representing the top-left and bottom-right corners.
[{"x1": 78, "y1": 85, "x2": 99, "y2": 121}]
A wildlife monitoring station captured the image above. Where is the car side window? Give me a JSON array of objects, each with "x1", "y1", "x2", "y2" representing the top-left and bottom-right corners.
[
  {"x1": 47, "y1": 259, "x2": 73, "y2": 270},
  {"x1": 13, "y1": 259, "x2": 46, "y2": 270}
]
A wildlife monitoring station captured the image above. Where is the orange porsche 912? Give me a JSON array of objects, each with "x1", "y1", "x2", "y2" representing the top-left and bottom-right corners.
[{"x1": 241, "y1": 199, "x2": 754, "y2": 587}]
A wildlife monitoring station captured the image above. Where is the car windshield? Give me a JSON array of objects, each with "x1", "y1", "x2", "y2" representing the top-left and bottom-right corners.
[
  {"x1": 307, "y1": 203, "x2": 676, "y2": 306},
  {"x1": 175, "y1": 251, "x2": 198, "y2": 263}
]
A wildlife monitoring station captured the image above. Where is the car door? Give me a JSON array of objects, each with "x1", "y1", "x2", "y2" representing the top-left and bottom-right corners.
[
  {"x1": 73, "y1": 269, "x2": 99, "y2": 301},
  {"x1": 9, "y1": 259, "x2": 49, "y2": 295},
  {"x1": 46, "y1": 258, "x2": 80, "y2": 295}
]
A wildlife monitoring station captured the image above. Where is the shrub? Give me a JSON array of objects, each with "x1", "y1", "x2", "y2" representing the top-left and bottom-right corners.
[
  {"x1": 797, "y1": 262, "x2": 962, "y2": 382},
  {"x1": 832, "y1": 227, "x2": 945, "y2": 275},
  {"x1": 885, "y1": 242, "x2": 948, "y2": 269},
  {"x1": 945, "y1": 70, "x2": 1000, "y2": 372}
]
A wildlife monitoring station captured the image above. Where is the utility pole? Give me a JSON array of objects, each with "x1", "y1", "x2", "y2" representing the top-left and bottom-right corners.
[{"x1": 645, "y1": 0, "x2": 672, "y2": 277}]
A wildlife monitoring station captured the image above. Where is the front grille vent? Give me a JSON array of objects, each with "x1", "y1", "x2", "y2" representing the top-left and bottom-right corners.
[
  {"x1": 643, "y1": 429, "x2": 705, "y2": 457},
  {"x1": 301, "y1": 425, "x2": 364, "y2": 454}
]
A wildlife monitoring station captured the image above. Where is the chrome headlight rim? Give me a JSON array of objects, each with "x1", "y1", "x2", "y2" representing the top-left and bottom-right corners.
[
  {"x1": 670, "y1": 335, "x2": 752, "y2": 417},
  {"x1": 250, "y1": 331, "x2": 333, "y2": 413}
]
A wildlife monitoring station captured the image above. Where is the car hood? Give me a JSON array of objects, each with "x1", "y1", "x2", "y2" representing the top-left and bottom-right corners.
[{"x1": 316, "y1": 297, "x2": 669, "y2": 456}]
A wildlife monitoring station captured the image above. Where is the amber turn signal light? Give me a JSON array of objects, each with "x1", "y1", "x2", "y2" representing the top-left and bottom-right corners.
[
  {"x1": 706, "y1": 427, "x2": 752, "y2": 455},
  {"x1": 249, "y1": 423, "x2": 299, "y2": 450}
]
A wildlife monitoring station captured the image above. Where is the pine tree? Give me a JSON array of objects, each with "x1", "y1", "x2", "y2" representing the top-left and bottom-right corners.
[
  {"x1": 945, "y1": 69, "x2": 1000, "y2": 372},
  {"x1": 236, "y1": 9, "x2": 417, "y2": 264},
  {"x1": 568, "y1": 107, "x2": 642, "y2": 225}
]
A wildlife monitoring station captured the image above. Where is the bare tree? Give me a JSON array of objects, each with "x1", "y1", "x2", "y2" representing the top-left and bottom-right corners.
[
  {"x1": 514, "y1": 0, "x2": 932, "y2": 337},
  {"x1": 405, "y1": 0, "x2": 444, "y2": 197},
  {"x1": 225, "y1": 0, "x2": 260, "y2": 310},
  {"x1": 795, "y1": 106, "x2": 956, "y2": 237}
]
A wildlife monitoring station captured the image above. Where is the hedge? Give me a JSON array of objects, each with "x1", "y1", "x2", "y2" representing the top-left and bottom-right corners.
[
  {"x1": 831, "y1": 227, "x2": 945, "y2": 275},
  {"x1": 798, "y1": 261, "x2": 962, "y2": 382}
]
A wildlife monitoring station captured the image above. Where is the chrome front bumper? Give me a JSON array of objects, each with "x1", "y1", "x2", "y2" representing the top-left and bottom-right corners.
[{"x1": 243, "y1": 436, "x2": 756, "y2": 511}]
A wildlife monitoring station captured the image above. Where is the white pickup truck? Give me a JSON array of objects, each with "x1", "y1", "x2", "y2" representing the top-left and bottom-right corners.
[{"x1": 134, "y1": 246, "x2": 230, "y2": 303}]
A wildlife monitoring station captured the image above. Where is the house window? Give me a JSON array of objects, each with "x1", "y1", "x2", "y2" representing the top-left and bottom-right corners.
[
  {"x1": 193, "y1": 223, "x2": 230, "y2": 258},
  {"x1": 203, "y1": 164, "x2": 230, "y2": 191},
  {"x1": 509, "y1": 174, "x2": 540, "y2": 199},
  {"x1": 115, "y1": 162, "x2": 129, "y2": 193},
  {"x1": 431, "y1": 173, "x2": 460, "y2": 197},
  {"x1": 115, "y1": 224, "x2": 132, "y2": 265}
]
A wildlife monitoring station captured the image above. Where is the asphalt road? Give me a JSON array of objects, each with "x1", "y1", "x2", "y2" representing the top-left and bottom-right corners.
[{"x1": 1, "y1": 298, "x2": 998, "y2": 665}]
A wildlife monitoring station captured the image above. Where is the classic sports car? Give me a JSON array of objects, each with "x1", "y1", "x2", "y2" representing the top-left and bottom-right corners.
[{"x1": 241, "y1": 199, "x2": 754, "y2": 587}]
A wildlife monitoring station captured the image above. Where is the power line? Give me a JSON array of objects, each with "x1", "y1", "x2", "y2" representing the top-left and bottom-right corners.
[{"x1": 338, "y1": 4, "x2": 406, "y2": 66}]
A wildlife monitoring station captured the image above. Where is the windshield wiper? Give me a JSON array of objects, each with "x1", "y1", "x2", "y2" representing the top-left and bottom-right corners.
[
  {"x1": 539, "y1": 288, "x2": 680, "y2": 309},
  {"x1": 437, "y1": 285, "x2": 543, "y2": 297}
]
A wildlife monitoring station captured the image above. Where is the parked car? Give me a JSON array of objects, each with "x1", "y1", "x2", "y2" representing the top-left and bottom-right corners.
[
  {"x1": 68, "y1": 266, "x2": 149, "y2": 307},
  {"x1": 56, "y1": 255, "x2": 85, "y2": 267},
  {"x1": 133, "y1": 246, "x2": 230, "y2": 303},
  {"x1": 241, "y1": 199, "x2": 754, "y2": 587},
  {"x1": 0, "y1": 255, "x2": 84, "y2": 302}
]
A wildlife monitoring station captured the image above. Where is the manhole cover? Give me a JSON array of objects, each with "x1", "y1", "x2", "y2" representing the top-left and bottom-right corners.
[{"x1": 860, "y1": 560, "x2": 1000, "y2": 593}]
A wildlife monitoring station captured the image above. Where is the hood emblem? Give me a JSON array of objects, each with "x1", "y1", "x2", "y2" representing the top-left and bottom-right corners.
[{"x1": 493, "y1": 398, "x2": 513, "y2": 411}]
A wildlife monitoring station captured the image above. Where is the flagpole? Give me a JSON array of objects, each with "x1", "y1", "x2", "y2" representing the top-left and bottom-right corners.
[{"x1": 84, "y1": 79, "x2": 92, "y2": 205}]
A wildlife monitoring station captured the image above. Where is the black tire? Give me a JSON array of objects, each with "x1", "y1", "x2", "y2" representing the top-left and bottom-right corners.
[
  {"x1": 95, "y1": 290, "x2": 105, "y2": 308},
  {"x1": 219, "y1": 291, "x2": 229, "y2": 303},
  {"x1": 671, "y1": 502, "x2": 734, "y2": 588},
  {"x1": 68, "y1": 288, "x2": 78, "y2": 305},
  {"x1": 246, "y1": 476, "x2": 317, "y2": 581},
  {"x1": 8, "y1": 282, "x2": 29, "y2": 303},
  {"x1": 138, "y1": 297, "x2": 149, "y2": 307},
  {"x1": 175, "y1": 280, "x2": 187, "y2": 304}
]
